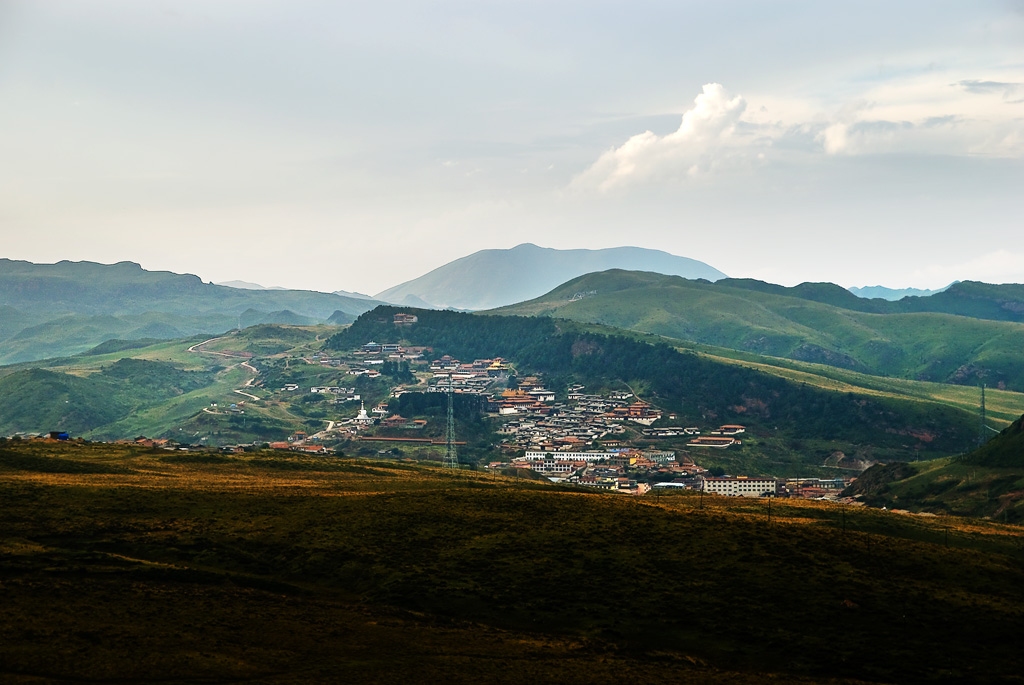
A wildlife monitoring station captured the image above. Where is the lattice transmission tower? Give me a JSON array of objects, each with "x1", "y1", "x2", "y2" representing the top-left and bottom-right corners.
[
  {"x1": 442, "y1": 374, "x2": 459, "y2": 470},
  {"x1": 978, "y1": 383, "x2": 987, "y2": 448}
]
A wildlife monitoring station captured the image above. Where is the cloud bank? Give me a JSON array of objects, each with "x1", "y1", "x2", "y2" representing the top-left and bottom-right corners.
[
  {"x1": 576, "y1": 73, "x2": 1024, "y2": 191},
  {"x1": 572, "y1": 84, "x2": 762, "y2": 191}
]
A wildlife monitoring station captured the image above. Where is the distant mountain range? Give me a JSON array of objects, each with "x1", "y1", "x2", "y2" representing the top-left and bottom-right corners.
[
  {"x1": 848, "y1": 283, "x2": 956, "y2": 300},
  {"x1": 373, "y1": 243, "x2": 726, "y2": 310},
  {"x1": 492, "y1": 269, "x2": 1024, "y2": 391},
  {"x1": 217, "y1": 280, "x2": 376, "y2": 300},
  {"x1": 0, "y1": 259, "x2": 385, "y2": 363},
  {"x1": 215, "y1": 280, "x2": 288, "y2": 290}
]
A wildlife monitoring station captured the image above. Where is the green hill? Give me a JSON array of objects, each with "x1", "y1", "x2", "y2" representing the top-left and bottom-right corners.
[
  {"x1": 0, "y1": 358, "x2": 219, "y2": 437},
  {"x1": 0, "y1": 259, "x2": 383, "y2": 362},
  {"x1": 963, "y1": 414, "x2": 1024, "y2": 468},
  {"x1": 723, "y1": 277, "x2": 1024, "y2": 322},
  {"x1": 491, "y1": 270, "x2": 1024, "y2": 391},
  {"x1": 0, "y1": 326, "x2": 343, "y2": 444},
  {"x1": 1, "y1": 442, "x2": 1023, "y2": 682},
  {"x1": 844, "y1": 414, "x2": 1024, "y2": 520},
  {"x1": 329, "y1": 306, "x2": 980, "y2": 466}
]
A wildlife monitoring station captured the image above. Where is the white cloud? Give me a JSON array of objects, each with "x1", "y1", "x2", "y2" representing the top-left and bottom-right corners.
[
  {"x1": 815, "y1": 71, "x2": 1024, "y2": 157},
  {"x1": 571, "y1": 83, "x2": 763, "y2": 191},
  {"x1": 576, "y1": 69, "x2": 1024, "y2": 191}
]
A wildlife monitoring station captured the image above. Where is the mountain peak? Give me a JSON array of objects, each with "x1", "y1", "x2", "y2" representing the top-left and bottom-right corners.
[{"x1": 373, "y1": 245, "x2": 725, "y2": 310}]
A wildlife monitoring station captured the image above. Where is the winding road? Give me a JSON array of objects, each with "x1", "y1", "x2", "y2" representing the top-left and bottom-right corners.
[{"x1": 187, "y1": 337, "x2": 261, "y2": 402}]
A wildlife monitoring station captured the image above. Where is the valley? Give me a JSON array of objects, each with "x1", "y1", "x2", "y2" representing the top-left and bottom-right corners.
[{"x1": 3, "y1": 256, "x2": 1023, "y2": 683}]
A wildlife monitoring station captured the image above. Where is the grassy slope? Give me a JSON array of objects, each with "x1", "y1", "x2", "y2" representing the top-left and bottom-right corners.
[
  {"x1": 492, "y1": 270, "x2": 1024, "y2": 390},
  {"x1": 568, "y1": 321, "x2": 1024, "y2": 427},
  {"x1": 4, "y1": 317, "x2": 1015, "y2": 470},
  {"x1": 845, "y1": 415, "x2": 1024, "y2": 520},
  {"x1": 0, "y1": 328, "x2": 336, "y2": 440},
  {"x1": 688, "y1": 345, "x2": 1024, "y2": 424},
  {"x1": 1, "y1": 441, "x2": 1023, "y2": 683},
  {"x1": 0, "y1": 259, "x2": 381, "y2": 363},
  {"x1": 845, "y1": 455, "x2": 1024, "y2": 521}
]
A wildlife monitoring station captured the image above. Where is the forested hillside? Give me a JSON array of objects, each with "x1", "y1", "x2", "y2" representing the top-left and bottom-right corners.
[{"x1": 328, "y1": 306, "x2": 977, "y2": 456}]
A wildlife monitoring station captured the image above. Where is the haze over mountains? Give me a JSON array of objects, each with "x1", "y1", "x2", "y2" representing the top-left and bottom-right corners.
[
  {"x1": 848, "y1": 284, "x2": 955, "y2": 300},
  {"x1": 3, "y1": 248, "x2": 1023, "y2": 376},
  {"x1": 0, "y1": 259, "x2": 384, "y2": 363},
  {"x1": 373, "y1": 243, "x2": 727, "y2": 310}
]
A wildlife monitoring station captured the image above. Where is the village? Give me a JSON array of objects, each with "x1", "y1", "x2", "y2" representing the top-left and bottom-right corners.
[
  {"x1": 236, "y1": 315, "x2": 856, "y2": 500},
  {"x1": 12, "y1": 310, "x2": 857, "y2": 502}
]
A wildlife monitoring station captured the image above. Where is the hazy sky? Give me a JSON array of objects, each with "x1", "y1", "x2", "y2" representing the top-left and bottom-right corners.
[{"x1": 2, "y1": 1, "x2": 1022, "y2": 294}]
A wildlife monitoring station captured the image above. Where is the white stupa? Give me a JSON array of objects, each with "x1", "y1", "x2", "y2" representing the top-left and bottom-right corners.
[{"x1": 355, "y1": 401, "x2": 374, "y2": 425}]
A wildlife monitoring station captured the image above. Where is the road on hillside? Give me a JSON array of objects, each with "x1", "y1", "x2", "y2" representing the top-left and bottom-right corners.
[
  {"x1": 187, "y1": 336, "x2": 224, "y2": 353},
  {"x1": 189, "y1": 337, "x2": 261, "y2": 401}
]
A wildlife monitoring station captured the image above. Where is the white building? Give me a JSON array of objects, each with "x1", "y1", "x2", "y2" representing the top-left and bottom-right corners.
[
  {"x1": 513, "y1": 459, "x2": 587, "y2": 474},
  {"x1": 702, "y1": 476, "x2": 778, "y2": 497},
  {"x1": 523, "y1": 450, "x2": 613, "y2": 463}
]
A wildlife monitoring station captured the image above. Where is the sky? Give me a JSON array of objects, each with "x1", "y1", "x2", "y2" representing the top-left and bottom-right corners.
[{"x1": 1, "y1": 0, "x2": 1022, "y2": 294}]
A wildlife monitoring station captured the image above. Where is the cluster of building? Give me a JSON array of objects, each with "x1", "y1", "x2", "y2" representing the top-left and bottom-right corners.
[
  {"x1": 651, "y1": 474, "x2": 856, "y2": 499},
  {"x1": 503, "y1": 447, "x2": 703, "y2": 495},
  {"x1": 358, "y1": 341, "x2": 427, "y2": 363},
  {"x1": 309, "y1": 386, "x2": 361, "y2": 401},
  {"x1": 569, "y1": 465, "x2": 648, "y2": 495},
  {"x1": 426, "y1": 355, "x2": 513, "y2": 390},
  {"x1": 496, "y1": 390, "x2": 668, "y2": 452}
]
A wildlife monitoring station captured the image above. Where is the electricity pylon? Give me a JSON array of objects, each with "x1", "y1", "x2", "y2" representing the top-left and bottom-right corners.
[
  {"x1": 442, "y1": 374, "x2": 459, "y2": 470},
  {"x1": 978, "y1": 383, "x2": 987, "y2": 448}
]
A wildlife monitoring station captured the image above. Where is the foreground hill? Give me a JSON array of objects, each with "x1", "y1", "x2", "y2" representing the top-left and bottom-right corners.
[
  {"x1": 0, "y1": 259, "x2": 384, "y2": 362},
  {"x1": 1, "y1": 441, "x2": 1022, "y2": 683},
  {"x1": 492, "y1": 270, "x2": 1024, "y2": 390},
  {"x1": 373, "y1": 243, "x2": 726, "y2": 309},
  {"x1": 845, "y1": 414, "x2": 1024, "y2": 521}
]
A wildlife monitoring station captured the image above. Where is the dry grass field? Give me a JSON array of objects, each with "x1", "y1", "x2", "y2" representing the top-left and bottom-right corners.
[{"x1": 2, "y1": 440, "x2": 1023, "y2": 683}]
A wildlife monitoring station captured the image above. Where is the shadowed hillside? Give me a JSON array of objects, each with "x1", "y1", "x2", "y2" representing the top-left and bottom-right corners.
[
  {"x1": 1, "y1": 441, "x2": 1022, "y2": 683},
  {"x1": 844, "y1": 414, "x2": 1024, "y2": 520}
]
